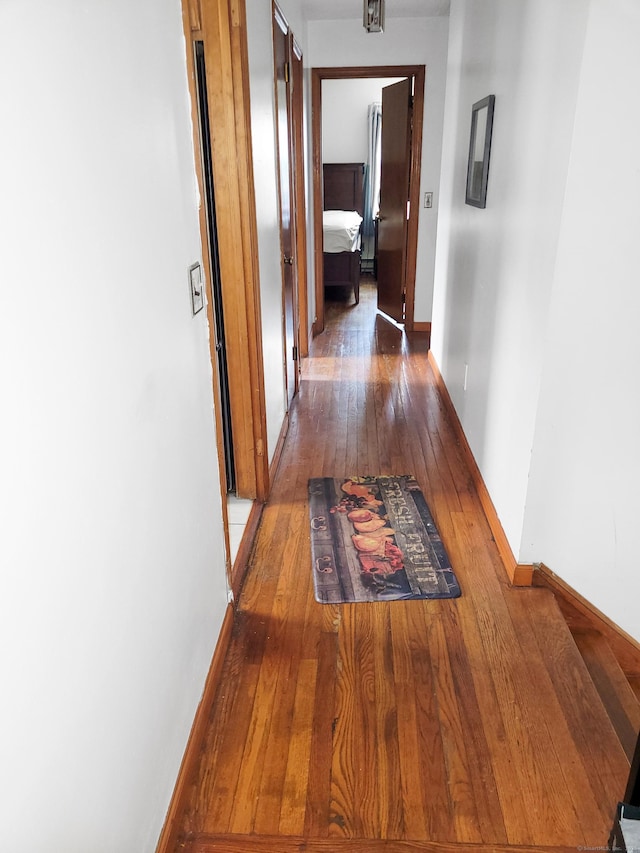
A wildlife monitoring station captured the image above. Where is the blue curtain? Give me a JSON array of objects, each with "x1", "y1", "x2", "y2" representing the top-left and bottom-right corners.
[{"x1": 362, "y1": 102, "x2": 382, "y2": 259}]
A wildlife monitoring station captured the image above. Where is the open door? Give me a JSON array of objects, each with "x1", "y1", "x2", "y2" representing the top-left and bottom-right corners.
[{"x1": 377, "y1": 77, "x2": 413, "y2": 324}]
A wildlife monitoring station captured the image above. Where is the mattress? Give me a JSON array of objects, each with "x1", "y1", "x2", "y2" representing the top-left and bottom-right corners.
[{"x1": 323, "y1": 209, "x2": 363, "y2": 253}]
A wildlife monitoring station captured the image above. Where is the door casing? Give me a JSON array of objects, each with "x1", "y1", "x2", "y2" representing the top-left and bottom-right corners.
[
  {"x1": 273, "y1": 2, "x2": 299, "y2": 407},
  {"x1": 311, "y1": 65, "x2": 425, "y2": 335},
  {"x1": 180, "y1": 0, "x2": 269, "y2": 512}
]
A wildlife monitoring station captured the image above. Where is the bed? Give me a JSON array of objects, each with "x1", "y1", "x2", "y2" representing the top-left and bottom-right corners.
[{"x1": 323, "y1": 162, "x2": 364, "y2": 304}]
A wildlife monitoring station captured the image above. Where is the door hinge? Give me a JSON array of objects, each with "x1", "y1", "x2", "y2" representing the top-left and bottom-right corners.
[
  {"x1": 284, "y1": 61, "x2": 290, "y2": 83},
  {"x1": 293, "y1": 345, "x2": 298, "y2": 362}
]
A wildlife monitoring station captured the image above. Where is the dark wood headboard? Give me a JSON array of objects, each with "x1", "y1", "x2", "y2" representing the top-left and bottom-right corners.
[{"x1": 323, "y1": 162, "x2": 364, "y2": 216}]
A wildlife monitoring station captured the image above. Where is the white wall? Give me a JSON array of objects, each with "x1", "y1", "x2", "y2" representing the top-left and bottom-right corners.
[
  {"x1": 520, "y1": 0, "x2": 640, "y2": 640},
  {"x1": 433, "y1": 0, "x2": 640, "y2": 640},
  {"x1": 308, "y1": 16, "x2": 450, "y2": 322},
  {"x1": 322, "y1": 77, "x2": 400, "y2": 163},
  {"x1": 432, "y1": 0, "x2": 588, "y2": 556},
  {"x1": 0, "y1": 1, "x2": 230, "y2": 849}
]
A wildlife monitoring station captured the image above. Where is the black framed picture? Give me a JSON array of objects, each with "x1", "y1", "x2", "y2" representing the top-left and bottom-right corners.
[{"x1": 465, "y1": 95, "x2": 495, "y2": 208}]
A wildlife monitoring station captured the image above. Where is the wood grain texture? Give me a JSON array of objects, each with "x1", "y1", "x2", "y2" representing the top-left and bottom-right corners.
[
  {"x1": 192, "y1": 0, "x2": 268, "y2": 500},
  {"x1": 181, "y1": 835, "x2": 581, "y2": 853},
  {"x1": 172, "y1": 285, "x2": 627, "y2": 852},
  {"x1": 534, "y1": 562, "x2": 640, "y2": 677},
  {"x1": 571, "y1": 628, "x2": 640, "y2": 761}
]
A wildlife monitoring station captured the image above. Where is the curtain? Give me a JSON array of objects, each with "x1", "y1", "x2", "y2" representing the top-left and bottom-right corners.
[{"x1": 362, "y1": 101, "x2": 382, "y2": 260}]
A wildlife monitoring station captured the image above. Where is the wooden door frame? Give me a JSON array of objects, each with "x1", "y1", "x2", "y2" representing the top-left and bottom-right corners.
[
  {"x1": 272, "y1": 2, "x2": 300, "y2": 404},
  {"x1": 181, "y1": 0, "x2": 269, "y2": 506},
  {"x1": 291, "y1": 36, "x2": 309, "y2": 358},
  {"x1": 311, "y1": 65, "x2": 425, "y2": 335}
]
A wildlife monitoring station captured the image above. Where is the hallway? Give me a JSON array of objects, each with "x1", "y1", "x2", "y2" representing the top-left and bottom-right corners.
[{"x1": 176, "y1": 284, "x2": 629, "y2": 852}]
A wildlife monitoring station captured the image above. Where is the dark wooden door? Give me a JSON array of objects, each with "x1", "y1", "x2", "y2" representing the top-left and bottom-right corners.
[
  {"x1": 273, "y1": 8, "x2": 298, "y2": 408},
  {"x1": 377, "y1": 78, "x2": 412, "y2": 324}
]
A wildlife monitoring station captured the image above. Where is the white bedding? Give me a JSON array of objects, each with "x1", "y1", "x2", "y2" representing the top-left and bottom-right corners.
[{"x1": 323, "y1": 209, "x2": 363, "y2": 253}]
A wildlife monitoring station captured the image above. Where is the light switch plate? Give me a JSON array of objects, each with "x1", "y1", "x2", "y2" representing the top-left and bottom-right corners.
[
  {"x1": 424, "y1": 192, "x2": 433, "y2": 208},
  {"x1": 189, "y1": 262, "x2": 204, "y2": 315}
]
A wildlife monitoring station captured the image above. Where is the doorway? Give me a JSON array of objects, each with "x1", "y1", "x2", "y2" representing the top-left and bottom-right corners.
[{"x1": 311, "y1": 65, "x2": 425, "y2": 335}]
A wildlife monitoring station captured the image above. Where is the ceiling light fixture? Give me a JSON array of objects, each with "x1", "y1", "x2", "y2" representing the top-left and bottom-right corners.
[{"x1": 364, "y1": 0, "x2": 385, "y2": 33}]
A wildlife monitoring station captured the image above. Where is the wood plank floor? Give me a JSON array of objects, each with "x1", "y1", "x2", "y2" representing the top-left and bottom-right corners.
[{"x1": 177, "y1": 284, "x2": 630, "y2": 852}]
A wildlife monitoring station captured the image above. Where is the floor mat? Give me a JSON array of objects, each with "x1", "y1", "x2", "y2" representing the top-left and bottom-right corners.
[{"x1": 309, "y1": 475, "x2": 461, "y2": 604}]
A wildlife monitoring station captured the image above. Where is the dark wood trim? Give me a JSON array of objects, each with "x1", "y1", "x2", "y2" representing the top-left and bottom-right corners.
[
  {"x1": 403, "y1": 65, "x2": 424, "y2": 333},
  {"x1": 311, "y1": 67, "x2": 324, "y2": 335},
  {"x1": 427, "y1": 351, "x2": 528, "y2": 587},
  {"x1": 272, "y1": 1, "x2": 303, "y2": 404},
  {"x1": 311, "y1": 65, "x2": 425, "y2": 335},
  {"x1": 412, "y1": 321, "x2": 432, "y2": 333},
  {"x1": 155, "y1": 603, "x2": 235, "y2": 853},
  {"x1": 180, "y1": 832, "x2": 580, "y2": 853},
  {"x1": 230, "y1": 500, "x2": 264, "y2": 601},
  {"x1": 534, "y1": 562, "x2": 640, "y2": 677}
]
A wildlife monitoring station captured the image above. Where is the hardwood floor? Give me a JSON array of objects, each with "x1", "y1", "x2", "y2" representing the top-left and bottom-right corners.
[{"x1": 176, "y1": 284, "x2": 630, "y2": 852}]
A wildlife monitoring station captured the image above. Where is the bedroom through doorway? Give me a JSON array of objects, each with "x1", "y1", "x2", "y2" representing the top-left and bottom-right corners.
[{"x1": 311, "y1": 65, "x2": 425, "y2": 336}]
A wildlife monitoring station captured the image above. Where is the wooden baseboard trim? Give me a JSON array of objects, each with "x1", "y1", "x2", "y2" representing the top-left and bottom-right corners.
[
  {"x1": 155, "y1": 603, "x2": 235, "y2": 853},
  {"x1": 533, "y1": 562, "x2": 640, "y2": 677},
  {"x1": 512, "y1": 563, "x2": 535, "y2": 586},
  {"x1": 427, "y1": 351, "x2": 530, "y2": 587},
  {"x1": 230, "y1": 500, "x2": 263, "y2": 601},
  {"x1": 412, "y1": 321, "x2": 432, "y2": 334},
  {"x1": 269, "y1": 410, "x2": 289, "y2": 486}
]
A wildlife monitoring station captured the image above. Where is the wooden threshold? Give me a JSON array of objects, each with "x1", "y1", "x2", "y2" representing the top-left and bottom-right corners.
[{"x1": 179, "y1": 833, "x2": 581, "y2": 853}]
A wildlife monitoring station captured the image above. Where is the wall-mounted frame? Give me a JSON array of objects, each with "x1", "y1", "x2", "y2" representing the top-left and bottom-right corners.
[{"x1": 465, "y1": 95, "x2": 495, "y2": 208}]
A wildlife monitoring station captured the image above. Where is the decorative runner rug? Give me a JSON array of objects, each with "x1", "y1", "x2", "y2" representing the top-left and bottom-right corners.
[{"x1": 309, "y1": 475, "x2": 461, "y2": 604}]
